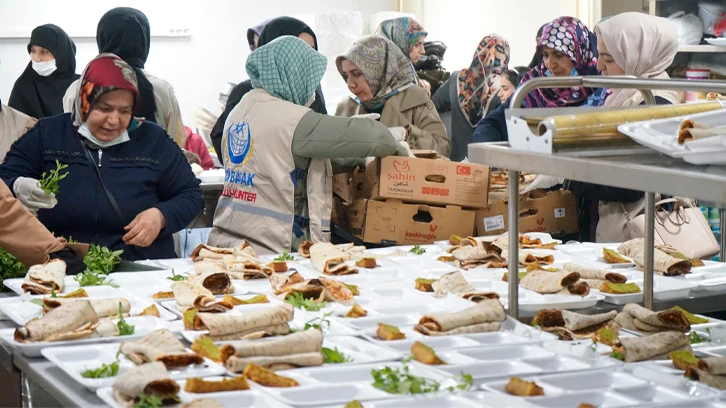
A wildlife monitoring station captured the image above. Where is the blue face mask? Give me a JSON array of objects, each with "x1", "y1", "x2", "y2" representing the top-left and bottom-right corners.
[{"x1": 545, "y1": 67, "x2": 579, "y2": 77}]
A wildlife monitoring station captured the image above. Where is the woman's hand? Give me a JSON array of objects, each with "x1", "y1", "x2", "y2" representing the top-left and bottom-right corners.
[{"x1": 123, "y1": 208, "x2": 166, "y2": 247}]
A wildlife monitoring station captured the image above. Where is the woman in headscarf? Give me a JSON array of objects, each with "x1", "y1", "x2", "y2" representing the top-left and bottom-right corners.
[
  {"x1": 210, "y1": 16, "x2": 327, "y2": 164},
  {"x1": 63, "y1": 7, "x2": 187, "y2": 147},
  {"x1": 207, "y1": 36, "x2": 408, "y2": 255},
  {"x1": 247, "y1": 18, "x2": 272, "y2": 51},
  {"x1": 565, "y1": 12, "x2": 680, "y2": 243},
  {"x1": 0, "y1": 102, "x2": 36, "y2": 162},
  {"x1": 527, "y1": 24, "x2": 547, "y2": 69},
  {"x1": 376, "y1": 16, "x2": 430, "y2": 93},
  {"x1": 472, "y1": 16, "x2": 599, "y2": 143},
  {"x1": 0, "y1": 54, "x2": 202, "y2": 262},
  {"x1": 335, "y1": 35, "x2": 450, "y2": 157},
  {"x1": 8, "y1": 24, "x2": 79, "y2": 119},
  {"x1": 432, "y1": 35, "x2": 509, "y2": 161}
]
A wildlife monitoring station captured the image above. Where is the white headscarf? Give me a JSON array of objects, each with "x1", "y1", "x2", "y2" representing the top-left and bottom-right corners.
[{"x1": 597, "y1": 12, "x2": 680, "y2": 107}]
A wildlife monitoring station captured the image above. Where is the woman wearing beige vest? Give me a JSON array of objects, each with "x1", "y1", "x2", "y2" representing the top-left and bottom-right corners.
[
  {"x1": 207, "y1": 36, "x2": 408, "y2": 255},
  {"x1": 0, "y1": 102, "x2": 36, "y2": 161}
]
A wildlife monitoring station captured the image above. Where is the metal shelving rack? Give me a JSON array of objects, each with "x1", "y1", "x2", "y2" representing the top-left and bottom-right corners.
[{"x1": 468, "y1": 76, "x2": 726, "y2": 319}]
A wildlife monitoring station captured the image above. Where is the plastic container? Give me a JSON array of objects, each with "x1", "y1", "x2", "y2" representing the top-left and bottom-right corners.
[
  {"x1": 700, "y1": 2, "x2": 726, "y2": 35},
  {"x1": 686, "y1": 68, "x2": 711, "y2": 101}
]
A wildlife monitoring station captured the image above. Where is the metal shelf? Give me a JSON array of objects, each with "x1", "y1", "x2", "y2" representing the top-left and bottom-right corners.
[{"x1": 679, "y1": 45, "x2": 726, "y2": 53}]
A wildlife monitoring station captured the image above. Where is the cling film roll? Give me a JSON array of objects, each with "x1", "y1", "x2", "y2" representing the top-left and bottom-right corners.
[{"x1": 536, "y1": 102, "x2": 723, "y2": 150}]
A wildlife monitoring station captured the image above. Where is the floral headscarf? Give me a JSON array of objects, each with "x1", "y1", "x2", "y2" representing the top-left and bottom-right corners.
[
  {"x1": 246, "y1": 36, "x2": 327, "y2": 106},
  {"x1": 336, "y1": 35, "x2": 417, "y2": 111},
  {"x1": 519, "y1": 16, "x2": 599, "y2": 108},
  {"x1": 375, "y1": 17, "x2": 428, "y2": 59},
  {"x1": 457, "y1": 35, "x2": 510, "y2": 126},
  {"x1": 72, "y1": 53, "x2": 140, "y2": 127}
]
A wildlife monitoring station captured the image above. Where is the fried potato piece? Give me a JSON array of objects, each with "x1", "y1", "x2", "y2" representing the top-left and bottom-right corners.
[
  {"x1": 138, "y1": 304, "x2": 161, "y2": 318},
  {"x1": 355, "y1": 258, "x2": 378, "y2": 268},
  {"x1": 449, "y1": 235, "x2": 462, "y2": 246},
  {"x1": 243, "y1": 363, "x2": 299, "y2": 387},
  {"x1": 599, "y1": 282, "x2": 641, "y2": 294},
  {"x1": 415, "y1": 278, "x2": 437, "y2": 292},
  {"x1": 411, "y1": 341, "x2": 445, "y2": 365},
  {"x1": 377, "y1": 323, "x2": 406, "y2": 341},
  {"x1": 603, "y1": 248, "x2": 629, "y2": 264},
  {"x1": 670, "y1": 350, "x2": 699, "y2": 371},
  {"x1": 61, "y1": 289, "x2": 89, "y2": 298},
  {"x1": 269, "y1": 261, "x2": 289, "y2": 273},
  {"x1": 184, "y1": 376, "x2": 250, "y2": 393},
  {"x1": 344, "y1": 304, "x2": 368, "y2": 318},
  {"x1": 152, "y1": 291, "x2": 174, "y2": 299},
  {"x1": 505, "y1": 377, "x2": 544, "y2": 396}
]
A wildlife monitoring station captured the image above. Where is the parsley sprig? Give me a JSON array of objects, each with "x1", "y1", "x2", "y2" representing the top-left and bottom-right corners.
[{"x1": 284, "y1": 292, "x2": 327, "y2": 312}]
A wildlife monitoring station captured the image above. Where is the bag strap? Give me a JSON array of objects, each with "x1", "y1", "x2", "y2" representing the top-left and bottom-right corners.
[
  {"x1": 619, "y1": 202, "x2": 632, "y2": 221},
  {"x1": 655, "y1": 198, "x2": 678, "y2": 207},
  {"x1": 80, "y1": 141, "x2": 127, "y2": 226}
]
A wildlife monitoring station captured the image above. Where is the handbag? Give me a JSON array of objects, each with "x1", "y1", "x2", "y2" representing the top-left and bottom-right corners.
[{"x1": 621, "y1": 198, "x2": 720, "y2": 259}]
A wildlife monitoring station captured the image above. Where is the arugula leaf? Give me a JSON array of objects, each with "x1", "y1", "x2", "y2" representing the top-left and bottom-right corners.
[
  {"x1": 166, "y1": 269, "x2": 187, "y2": 281},
  {"x1": 39, "y1": 160, "x2": 69, "y2": 196},
  {"x1": 28, "y1": 298, "x2": 45, "y2": 307},
  {"x1": 274, "y1": 251, "x2": 295, "y2": 261},
  {"x1": 689, "y1": 331, "x2": 709, "y2": 344},
  {"x1": 284, "y1": 292, "x2": 327, "y2": 312},
  {"x1": 73, "y1": 269, "x2": 118, "y2": 288},
  {"x1": 133, "y1": 393, "x2": 164, "y2": 408},
  {"x1": 81, "y1": 360, "x2": 119, "y2": 378},
  {"x1": 610, "y1": 350, "x2": 625, "y2": 361},
  {"x1": 0, "y1": 246, "x2": 28, "y2": 291},
  {"x1": 83, "y1": 244, "x2": 123, "y2": 274},
  {"x1": 371, "y1": 363, "x2": 440, "y2": 394},
  {"x1": 322, "y1": 347, "x2": 353, "y2": 364},
  {"x1": 590, "y1": 340, "x2": 598, "y2": 352},
  {"x1": 409, "y1": 245, "x2": 426, "y2": 255},
  {"x1": 50, "y1": 285, "x2": 57, "y2": 298},
  {"x1": 444, "y1": 372, "x2": 474, "y2": 392},
  {"x1": 302, "y1": 311, "x2": 333, "y2": 331},
  {"x1": 116, "y1": 302, "x2": 135, "y2": 336}
]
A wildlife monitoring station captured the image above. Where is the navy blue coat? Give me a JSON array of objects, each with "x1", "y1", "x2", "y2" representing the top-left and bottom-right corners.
[{"x1": 0, "y1": 114, "x2": 203, "y2": 261}]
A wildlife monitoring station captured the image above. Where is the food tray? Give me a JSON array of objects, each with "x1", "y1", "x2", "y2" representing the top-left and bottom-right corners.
[
  {"x1": 2, "y1": 276, "x2": 120, "y2": 296},
  {"x1": 97, "y1": 377, "x2": 292, "y2": 408},
  {"x1": 470, "y1": 280, "x2": 605, "y2": 312},
  {"x1": 384, "y1": 256, "x2": 460, "y2": 277},
  {"x1": 621, "y1": 362, "x2": 720, "y2": 399},
  {"x1": 592, "y1": 277, "x2": 694, "y2": 305},
  {"x1": 42, "y1": 342, "x2": 226, "y2": 391},
  {"x1": 556, "y1": 243, "x2": 636, "y2": 269},
  {"x1": 250, "y1": 361, "x2": 452, "y2": 407},
  {"x1": 109, "y1": 269, "x2": 251, "y2": 300},
  {"x1": 676, "y1": 263, "x2": 726, "y2": 292},
  {"x1": 134, "y1": 258, "x2": 195, "y2": 271},
  {"x1": 0, "y1": 317, "x2": 183, "y2": 357},
  {"x1": 359, "y1": 316, "x2": 556, "y2": 354},
  {"x1": 366, "y1": 245, "x2": 444, "y2": 258},
  {"x1": 160, "y1": 294, "x2": 285, "y2": 319},
  {"x1": 0, "y1": 290, "x2": 177, "y2": 326},
  {"x1": 483, "y1": 368, "x2": 719, "y2": 408},
  {"x1": 328, "y1": 395, "x2": 485, "y2": 408}
]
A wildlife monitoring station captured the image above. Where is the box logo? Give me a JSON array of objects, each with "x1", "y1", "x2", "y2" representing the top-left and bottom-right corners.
[
  {"x1": 393, "y1": 160, "x2": 411, "y2": 173},
  {"x1": 387, "y1": 159, "x2": 416, "y2": 182},
  {"x1": 456, "y1": 165, "x2": 471, "y2": 176},
  {"x1": 429, "y1": 224, "x2": 438, "y2": 233},
  {"x1": 404, "y1": 231, "x2": 436, "y2": 241},
  {"x1": 422, "y1": 187, "x2": 450, "y2": 197}
]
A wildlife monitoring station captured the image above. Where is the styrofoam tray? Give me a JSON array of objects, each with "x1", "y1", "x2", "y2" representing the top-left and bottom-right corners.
[
  {"x1": 160, "y1": 294, "x2": 285, "y2": 319},
  {"x1": 621, "y1": 362, "x2": 721, "y2": 400},
  {"x1": 676, "y1": 263, "x2": 726, "y2": 292},
  {"x1": 592, "y1": 277, "x2": 694, "y2": 305},
  {"x1": 42, "y1": 342, "x2": 225, "y2": 390},
  {"x1": 0, "y1": 290, "x2": 177, "y2": 326},
  {"x1": 473, "y1": 280, "x2": 605, "y2": 312},
  {"x1": 109, "y1": 269, "x2": 250, "y2": 300},
  {"x1": 0, "y1": 317, "x2": 183, "y2": 357},
  {"x1": 557, "y1": 244, "x2": 636, "y2": 269},
  {"x1": 3, "y1": 275, "x2": 120, "y2": 296},
  {"x1": 97, "y1": 377, "x2": 293, "y2": 408},
  {"x1": 385, "y1": 256, "x2": 460, "y2": 277},
  {"x1": 344, "y1": 395, "x2": 485, "y2": 408},
  {"x1": 367, "y1": 245, "x2": 444, "y2": 257},
  {"x1": 134, "y1": 258, "x2": 195, "y2": 271},
  {"x1": 706, "y1": 38, "x2": 726, "y2": 46},
  {"x1": 250, "y1": 361, "x2": 452, "y2": 407}
]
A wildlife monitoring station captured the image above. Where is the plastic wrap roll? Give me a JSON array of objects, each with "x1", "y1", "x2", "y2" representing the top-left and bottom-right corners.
[{"x1": 537, "y1": 102, "x2": 723, "y2": 150}]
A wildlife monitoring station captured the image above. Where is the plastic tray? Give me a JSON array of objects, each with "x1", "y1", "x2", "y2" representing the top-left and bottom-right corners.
[
  {"x1": 384, "y1": 256, "x2": 460, "y2": 277},
  {"x1": 592, "y1": 277, "x2": 694, "y2": 305},
  {"x1": 109, "y1": 269, "x2": 251, "y2": 299},
  {"x1": 336, "y1": 395, "x2": 485, "y2": 408},
  {"x1": 160, "y1": 294, "x2": 285, "y2": 319},
  {"x1": 2, "y1": 276, "x2": 120, "y2": 296},
  {"x1": 42, "y1": 342, "x2": 225, "y2": 391},
  {"x1": 97, "y1": 377, "x2": 292, "y2": 408},
  {"x1": 474, "y1": 280, "x2": 605, "y2": 312},
  {"x1": 557, "y1": 243, "x2": 636, "y2": 269},
  {"x1": 134, "y1": 258, "x2": 196, "y2": 271},
  {"x1": 0, "y1": 317, "x2": 183, "y2": 357}
]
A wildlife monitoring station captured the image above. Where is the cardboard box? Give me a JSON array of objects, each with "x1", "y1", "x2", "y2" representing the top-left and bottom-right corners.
[
  {"x1": 349, "y1": 199, "x2": 475, "y2": 245},
  {"x1": 475, "y1": 190, "x2": 579, "y2": 236},
  {"x1": 359, "y1": 151, "x2": 490, "y2": 209},
  {"x1": 332, "y1": 170, "x2": 364, "y2": 204}
]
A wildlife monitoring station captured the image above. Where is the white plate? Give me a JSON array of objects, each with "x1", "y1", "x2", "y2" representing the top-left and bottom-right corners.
[
  {"x1": 385, "y1": 257, "x2": 459, "y2": 276},
  {"x1": 0, "y1": 290, "x2": 177, "y2": 326},
  {"x1": 134, "y1": 258, "x2": 196, "y2": 270},
  {"x1": 557, "y1": 244, "x2": 636, "y2": 269},
  {"x1": 350, "y1": 395, "x2": 484, "y2": 408},
  {"x1": 2, "y1": 275, "x2": 120, "y2": 296},
  {"x1": 0, "y1": 317, "x2": 182, "y2": 357},
  {"x1": 479, "y1": 280, "x2": 605, "y2": 312},
  {"x1": 97, "y1": 377, "x2": 292, "y2": 408},
  {"x1": 109, "y1": 270, "x2": 250, "y2": 300},
  {"x1": 42, "y1": 342, "x2": 225, "y2": 391},
  {"x1": 593, "y1": 277, "x2": 694, "y2": 305},
  {"x1": 161, "y1": 295, "x2": 285, "y2": 319},
  {"x1": 706, "y1": 38, "x2": 726, "y2": 46}
]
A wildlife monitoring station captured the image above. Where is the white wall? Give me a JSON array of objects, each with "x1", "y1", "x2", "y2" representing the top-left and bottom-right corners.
[
  {"x1": 420, "y1": 0, "x2": 580, "y2": 71},
  {"x1": 0, "y1": 0, "x2": 399, "y2": 126}
]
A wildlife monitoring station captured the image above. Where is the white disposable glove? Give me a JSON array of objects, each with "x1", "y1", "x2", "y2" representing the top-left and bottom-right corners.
[
  {"x1": 388, "y1": 126, "x2": 408, "y2": 142},
  {"x1": 521, "y1": 174, "x2": 565, "y2": 194},
  {"x1": 352, "y1": 113, "x2": 381, "y2": 120},
  {"x1": 399, "y1": 141, "x2": 415, "y2": 157},
  {"x1": 13, "y1": 177, "x2": 58, "y2": 213},
  {"x1": 191, "y1": 106, "x2": 220, "y2": 134}
]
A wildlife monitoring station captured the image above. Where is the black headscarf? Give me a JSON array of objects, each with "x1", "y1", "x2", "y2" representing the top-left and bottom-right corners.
[
  {"x1": 528, "y1": 24, "x2": 548, "y2": 69},
  {"x1": 8, "y1": 24, "x2": 79, "y2": 119},
  {"x1": 96, "y1": 7, "x2": 157, "y2": 124},
  {"x1": 210, "y1": 16, "x2": 327, "y2": 163},
  {"x1": 247, "y1": 19, "x2": 272, "y2": 51}
]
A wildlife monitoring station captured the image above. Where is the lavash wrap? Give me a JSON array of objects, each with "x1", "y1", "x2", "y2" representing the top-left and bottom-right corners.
[
  {"x1": 310, "y1": 243, "x2": 358, "y2": 275},
  {"x1": 191, "y1": 261, "x2": 233, "y2": 294},
  {"x1": 195, "y1": 304, "x2": 294, "y2": 340},
  {"x1": 563, "y1": 263, "x2": 627, "y2": 283},
  {"x1": 618, "y1": 331, "x2": 690, "y2": 362},
  {"x1": 112, "y1": 361, "x2": 180, "y2": 407},
  {"x1": 618, "y1": 239, "x2": 691, "y2": 276},
  {"x1": 415, "y1": 299, "x2": 506, "y2": 335},
  {"x1": 21, "y1": 259, "x2": 66, "y2": 294},
  {"x1": 14, "y1": 300, "x2": 99, "y2": 342},
  {"x1": 120, "y1": 328, "x2": 204, "y2": 369},
  {"x1": 172, "y1": 280, "x2": 233, "y2": 313},
  {"x1": 221, "y1": 330, "x2": 324, "y2": 372},
  {"x1": 42, "y1": 297, "x2": 131, "y2": 318}
]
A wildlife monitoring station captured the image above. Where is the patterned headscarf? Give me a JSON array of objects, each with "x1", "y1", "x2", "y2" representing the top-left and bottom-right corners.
[
  {"x1": 457, "y1": 35, "x2": 510, "y2": 127},
  {"x1": 336, "y1": 35, "x2": 417, "y2": 111},
  {"x1": 246, "y1": 36, "x2": 327, "y2": 106},
  {"x1": 72, "y1": 53, "x2": 140, "y2": 127},
  {"x1": 375, "y1": 17, "x2": 428, "y2": 59},
  {"x1": 519, "y1": 16, "x2": 599, "y2": 108}
]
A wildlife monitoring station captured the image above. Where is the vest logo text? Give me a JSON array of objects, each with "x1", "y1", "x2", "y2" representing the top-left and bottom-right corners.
[
  {"x1": 226, "y1": 121, "x2": 254, "y2": 165},
  {"x1": 225, "y1": 169, "x2": 256, "y2": 187}
]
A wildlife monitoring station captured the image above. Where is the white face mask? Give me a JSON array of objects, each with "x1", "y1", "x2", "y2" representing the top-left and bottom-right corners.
[
  {"x1": 304, "y1": 94, "x2": 315, "y2": 108},
  {"x1": 32, "y1": 59, "x2": 57, "y2": 76},
  {"x1": 78, "y1": 123, "x2": 130, "y2": 148}
]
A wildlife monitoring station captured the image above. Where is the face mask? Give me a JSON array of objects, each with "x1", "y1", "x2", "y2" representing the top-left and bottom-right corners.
[
  {"x1": 32, "y1": 59, "x2": 57, "y2": 77},
  {"x1": 545, "y1": 67, "x2": 578, "y2": 77},
  {"x1": 77, "y1": 123, "x2": 130, "y2": 148},
  {"x1": 304, "y1": 94, "x2": 315, "y2": 108}
]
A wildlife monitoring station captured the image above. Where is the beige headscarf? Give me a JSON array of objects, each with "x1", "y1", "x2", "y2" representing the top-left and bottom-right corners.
[{"x1": 597, "y1": 12, "x2": 679, "y2": 107}]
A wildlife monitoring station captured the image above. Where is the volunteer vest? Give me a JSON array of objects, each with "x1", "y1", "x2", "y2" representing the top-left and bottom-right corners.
[{"x1": 207, "y1": 89, "x2": 332, "y2": 254}]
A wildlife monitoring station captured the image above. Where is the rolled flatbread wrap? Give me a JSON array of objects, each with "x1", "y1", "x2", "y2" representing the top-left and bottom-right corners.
[
  {"x1": 451, "y1": 242, "x2": 503, "y2": 263},
  {"x1": 219, "y1": 330, "x2": 322, "y2": 362},
  {"x1": 686, "y1": 367, "x2": 726, "y2": 390},
  {"x1": 227, "y1": 352, "x2": 324, "y2": 372},
  {"x1": 432, "y1": 271, "x2": 499, "y2": 302},
  {"x1": 416, "y1": 299, "x2": 505, "y2": 334},
  {"x1": 614, "y1": 312, "x2": 639, "y2": 331},
  {"x1": 183, "y1": 399, "x2": 225, "y2": 408},
  {"x1": 562, "y1": 310, "x2": 617, "y2": 331},
  {"x1": 618, "y1": 331, "x2": 690, "y2": 362},
  {"x1": 14, "y1": 300, "x2": 99, "y2": 342},
  {"x1": 113, "y1": 362, "x2": 179, "y2": 407},
  {"x1": 618, "y1": 239, "x2": 691, "y2": 276},
  {"x1": 623, "y1": 303, "x2": 690, "y2": 332},
  {"x1": 520, "y1": 270, "x2": 581, "y2": 294},
  {"x1": 196, "y1": 304, "x2": 294, "y2": 338},
  {"x1": 192, "y1": 262, "x2": 233, "y2": 294},
  {"x1": 22, "y1": 259, "x2": 66, "y2": 294},
  {"x1": 698, "y1": 357, "x2": 726, "y2": 375},
  {"x1": 563, "y1": 263, "x2": 627, "y2": 283},
  {"x1": 415, "y1": 322, "x2": 501, "y2": 336},
  {"x1": 120, "y1": 328, "x2": 204, "y2": 369},
  {"x1": 43, "y1": 297, "x2": 130, "y2": 319},
  {"x1": 172, "y1": 281, "x2": 232, "y2": 313},
  {"x1": 556, "y1": 282, "x2": 590, "y2": 296},
  {"x1": 310, "y1": 243, "x2": 358, "y2": 275},
  {"x1": 191, "y1": 243, "x2": 244, "y2": 261}
]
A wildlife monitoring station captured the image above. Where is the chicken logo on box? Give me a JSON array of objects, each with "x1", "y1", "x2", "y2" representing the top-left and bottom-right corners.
[{"x1": 388, "y1": 160, "x2": 415, "y2": 181}]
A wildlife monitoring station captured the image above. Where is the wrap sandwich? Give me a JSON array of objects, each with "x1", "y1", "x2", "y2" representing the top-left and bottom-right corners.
[
  {"x1": 310, "y1": 243, "x2": 358, "y2": 275},
  {"x1": 618, "y1": 239, "x2": 691, "y2": 276},
  {"x1": 223, "y1": 256, "x2": 273, "y2": 280},
  {"x1": 172, "y1": 281, "x2": 233, "y2": 313},
  {"x1": 678, "y1": 119, "x2": 726, "y2": 144},
  {"x1": 520, "y1": 270, "x2": 581, "y2": 294},
  {"x1": 182, "y1": 399, "x2": 225, "y2": 408},
  {"x1": 432, "y1": 271, "x2": 500, "y2": 303},
  {"x1": 191, "y1": 304, "x2": 294, "y2": 340},
  {"x1": 563, "y1": 263, "x2": 627, "y2": 283},
  {"x1": 112, "y1": 361, "x2": 180, "y2": 408},
  {"x1": 622, "y1": 303, "x2": 690, "y2": 333},
  {"x1": 191, "y1": 262, "x2": 233, "y2": 294},
  {"x1": 270, "y1": 272, "x2": 306, "y2": 295},
  {"x1": 21, "y1": 259, "x2": 66, "y2": 294},
  {"x1": 298, "y1": 240, "x2": 313, "y2": 258},
  {"x1": 518, "y1": 252, "x2": 555, "y2": 267},
  {"x1": 120, "y1": 328, "x2": 204, "y2": 369},
  {"x1": 277, "y1": 278, "x2": 352, "y2": 304},
  {"x1": 415, "y1": 299, "x2": 506, "y2": 336},
  {"x1": 42, "y1": 297, "x2": 131, "y2": 319},
  {"x1": 221, "y1": 329, "x2": 324, "y2": 372},
  {"x1": 533, "y1": 309, "x2": 619, "y2": 340},
  {"x1": 685, "y1": 367, "x2": 726, "y2": 390},
  {"x1": 190, "y1": 242, "x2": 251, "y2": 261},
  {"x1": 449, "y1": 241, "x2": 504, "y2": 270},
  {"x1": 14, "y1": 300, "x2": 99, "y2": 343},
  {"x1": 613, "y1": 331, "x2": 691, "y2": 362}
]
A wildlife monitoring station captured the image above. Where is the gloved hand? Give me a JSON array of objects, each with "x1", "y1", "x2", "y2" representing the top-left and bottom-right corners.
[
  {"x1": 352, "y1": 113, "x2": 381, "y2": 120},
  {"x1": 521, "y1": 174, "x2": 565, "y2": 194},
  {"x1": 191, "y1": 106, "x2": 220, "y2": 134},
  {"x1": 13, "y1": 177, "x2": 57, "y2": 213},
  {"x1": 399, "y1": 141, "x2": 415, "y2": 157},
  {"x1": 388, "y1": 126, "x2": 408, "y2": 142}
]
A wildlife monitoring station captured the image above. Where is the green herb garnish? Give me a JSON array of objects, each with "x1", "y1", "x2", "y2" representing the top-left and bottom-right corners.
[
  {"x1": 166, "y1": 269, "x2": 187, "y2": 281},
  {"x1": 301, "y1": 311, "x2": 333, "y2": 331},
  {"x1": 409, "y1": 245, "x2": 426, "y2": 255},
  {"x1": 116, "y1": 302, "x2": 135, "y2": 336},
  {"x1": 133, "y1": 393, "x2": 165, "y2": 408},
  {"x1": 73, "y1": 269, "x2": 118, "y2": 288},
  {"x1": 590, "y1": 340, "x2": 598, "y2": 352},
  {"x1": 274, "y1": 251, "x2": 295, "y2": 261},
  {"x1": 80, "y1": 360, "x2": 119, "y2": 378},
  {"x1": 284, "y1": 292, "x2": 327, "y2": 312},
  {"x1": 83, "y1": 244, "x2": 123, "y2": 274},
  {"x1": 50, "y1": 285, "x2": 57, "y2": 298},
  {"x1": 689, "y1": 331, "x2": 708, "y2": 344},
  {"x1": 610, "y1": 350, "x2": 625, "y2": 361},
  {"x1": 39, "y1": 160, "x2": 69, "y2": 196},
  {"x1": 29, "y1": 298, "x2": 44, "y2": 307},
  {"x1": 322, "y1": 347, "x2": 353, "y2": 364},
  {"x1": 371, "y1": 361, "x2": 472, "y2": 395},
  {"x1": 0, "y1": 247, "x2": 28, "y2": 291}
]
